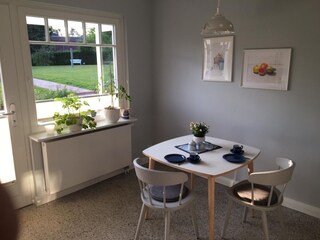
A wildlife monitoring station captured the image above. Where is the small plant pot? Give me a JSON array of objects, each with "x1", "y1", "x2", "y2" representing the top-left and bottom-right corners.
[
  {"x1": 69, "y1": 124, "x2": 82, "y2": 132},
  {"x1": 104, "y1": 108, "x2": 120, "y2": 123},
  {"x1": 120, "y1": 108, "x2": 130, "y2": 119},
  {"x1": 69, "y1": 118, "x2": 83, "y2": 132},
  {"x1": 193, "y1": 136, "x2": 205, "y2": 144}
]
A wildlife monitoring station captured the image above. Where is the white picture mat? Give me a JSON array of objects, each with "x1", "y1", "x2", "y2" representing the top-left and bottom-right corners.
[
  {"x1": 203, "y1": 36, "x2": 233, "y2": 82},
  {"x1": 241, "y1": 48, "x2": 292, "y2": 90}
]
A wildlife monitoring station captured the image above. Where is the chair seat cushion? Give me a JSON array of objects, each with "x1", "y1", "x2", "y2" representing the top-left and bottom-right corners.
[
  {"x1": 232, "y1": 180, "x2": 278, "y2": 206},
  {"x1": 150, "y1": 185, "x2": 189, "y2": 203}
]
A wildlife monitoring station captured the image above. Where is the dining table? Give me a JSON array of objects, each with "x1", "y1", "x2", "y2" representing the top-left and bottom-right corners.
[{"x1": 142, "y1": 135, "x2": 261, "y2": 240}]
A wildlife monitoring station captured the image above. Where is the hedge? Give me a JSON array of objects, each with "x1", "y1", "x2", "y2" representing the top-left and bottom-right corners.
[{"x1": 32, "y1": 46, "x2": 113, "y2": 66}]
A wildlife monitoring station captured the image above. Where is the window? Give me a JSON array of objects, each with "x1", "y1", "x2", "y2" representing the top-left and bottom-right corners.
[{"x1": 19, "y1": 7, "x2": 127, "y2": 124}]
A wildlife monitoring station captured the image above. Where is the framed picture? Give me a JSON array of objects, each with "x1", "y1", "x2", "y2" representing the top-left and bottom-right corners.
[
  {"x1": 241, "y1": 48, "x2": 292, "y2": 90},
  {"x1": 202, "y1": 36, "x2": 234, "y2": 82}
]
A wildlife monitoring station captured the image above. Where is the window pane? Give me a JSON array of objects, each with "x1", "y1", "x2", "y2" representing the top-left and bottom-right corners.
[
  {"x1": 85, "y1": 23, "x2": 99, "y2": 44},
  {"x1": 68, "y1": 21, "x2": 84, "y2": 43},
  {"x1": 30, "y1": 44, "x2": 99, "y2": 103},
  {"x1": 26, "y1": 16, "x2": 45, "y2": 41},
  {"x1": 101, "y1": 24, "x2": 113, "y2": 44},
  {"x1": 48, "y1": 18, "x2": 66, "y2": 42},
  {"x1": 103, "y1": 47, "x2": 116, "y2": 95}
]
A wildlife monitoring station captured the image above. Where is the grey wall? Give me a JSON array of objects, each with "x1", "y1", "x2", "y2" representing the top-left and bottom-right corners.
[
  {"x1": 152, "y1": 0, "x2": 320, "y2": 208},
  {"x1": 33, "y1": 0, "x2": 154, "y2": 159}
]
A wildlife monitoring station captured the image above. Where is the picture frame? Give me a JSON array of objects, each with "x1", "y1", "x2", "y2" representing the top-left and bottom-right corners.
[
  {"x1": 202, "y1": 36, "x2": 234, "y2": 82},
  {"x1": 241, "y1": 48, "x2": 292, "y2": 90}
]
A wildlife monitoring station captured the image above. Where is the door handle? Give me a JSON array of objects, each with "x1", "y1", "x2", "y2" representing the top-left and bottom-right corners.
[
  {"x1": 0, "y1": 110, "x2": 15, "y2": 116},
  {"x1": 0, "y1": 103, "x2": 17, "y2": 127}
]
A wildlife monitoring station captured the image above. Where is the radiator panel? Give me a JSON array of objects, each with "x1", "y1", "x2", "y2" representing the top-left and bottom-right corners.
[{"x1": 42, "y1": 125, "x2": 132, "y2": 194}]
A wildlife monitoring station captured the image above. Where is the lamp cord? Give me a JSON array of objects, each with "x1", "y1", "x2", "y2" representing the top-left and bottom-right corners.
[{"x1": 216, "y1": 0, "x2": 221, "y2": 15}]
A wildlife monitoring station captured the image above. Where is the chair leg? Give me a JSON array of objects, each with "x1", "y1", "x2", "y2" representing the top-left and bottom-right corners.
[
  {"x1": 164, "y1": 211, "x2": 171, "y2": 240},
  {"x1": 261, "y1": 211, "x2": 269, "y2": 240},
  {"x1": 243, "y1": 206, "x2": 248, "y2": 223},
  {"x1": 221, "y1": 199, "x2": 233, "y2": 239},
  {"x1": 134, "y1": 203, "x2": 147, "y2": 240},
  {"x1": 191, "y1": 203, "x2": 199, "y2": 239}
]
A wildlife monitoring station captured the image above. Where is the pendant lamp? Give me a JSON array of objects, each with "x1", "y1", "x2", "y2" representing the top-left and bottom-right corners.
[{"x1": 201, "y1": 0, "x2": 235, "y2": 37}]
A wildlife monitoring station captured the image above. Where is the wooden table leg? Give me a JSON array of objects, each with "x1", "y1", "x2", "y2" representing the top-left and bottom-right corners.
[
  {"x1": 248, "y1": 161, "x2": 254, "y2": 174},
  {"x1": 148, "y1": 157, "x2": 155, "y2": 169},
  {"x1": 190, "y1": 173, "x2": 195, "y2": 190},
  {"x1": 208, "y1": 176, "x2": 215, "y2": 240}
]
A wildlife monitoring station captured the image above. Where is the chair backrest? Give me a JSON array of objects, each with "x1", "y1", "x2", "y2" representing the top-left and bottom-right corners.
[
  {"x1": 248, "y1": 158, "x2": 296, "y2": 206},
  {"x1": 134, "y1": 158, "x2": 188, "y2": 186},
  {"x1": 133, "y1": 158, "x2": 188, "y2": 206},
  {"x1": 249, "y1": 158, "x2": 295, "y2": 186}
]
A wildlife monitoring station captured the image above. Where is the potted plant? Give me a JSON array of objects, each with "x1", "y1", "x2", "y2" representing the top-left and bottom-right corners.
[
  {"x1": 103, "y1": 77, "x2": 120, "y2": 123},
  {"x1": 53, "y1": 93, "x2": 96, "y2": 134},
  {"x1": 190, "y1": 121, "x2": 209, "y2": 143},
  {"x1": 103, "y1": 67, "x2": 132, "y2": 122},
  {"x1": 117, "y1": 85, "x2": 132, "y2": 119}
]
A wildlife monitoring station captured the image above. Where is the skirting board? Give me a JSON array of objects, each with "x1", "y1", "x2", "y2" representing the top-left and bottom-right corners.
[
  {"x1": 283, "y1": 197, "x2": 320, "y2": 219},
  {"x1": 33, "y1": 168, "x2": 128, "y2": 206},
  {"x1": 216, "y1": 176, "x2": 320, "y2": 219}
]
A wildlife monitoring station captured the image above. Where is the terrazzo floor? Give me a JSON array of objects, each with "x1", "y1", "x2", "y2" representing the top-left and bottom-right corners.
[{"x1": 18, "y1": 169, "x2": 320, "y2": 240}]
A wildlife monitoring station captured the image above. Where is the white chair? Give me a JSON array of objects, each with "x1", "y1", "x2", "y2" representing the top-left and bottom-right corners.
[
  {"x1": 133, "y1": 158, "x2": 199, "y2": 240},
  {"x1": 222, "y1": 158, "x2": 296, "y2": 240}
]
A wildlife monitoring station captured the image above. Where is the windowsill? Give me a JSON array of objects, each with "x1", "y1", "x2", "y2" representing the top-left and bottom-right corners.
[
  {"x1": 29, "y1": 117, "x2": 137, "y2": 143},
  {"x1": 37, "y1": 109, "x2": 106, "y2": 126}
]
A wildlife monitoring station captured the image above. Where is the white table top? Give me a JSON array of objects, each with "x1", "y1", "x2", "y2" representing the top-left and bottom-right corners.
[{"x1": 143, "y1": 135, "x2": 261, "y2": 178}]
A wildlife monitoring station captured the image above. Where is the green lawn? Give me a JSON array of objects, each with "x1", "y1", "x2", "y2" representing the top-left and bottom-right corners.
[{"x1": 32, "y1": 65, "x2": 113, "y2": 90}]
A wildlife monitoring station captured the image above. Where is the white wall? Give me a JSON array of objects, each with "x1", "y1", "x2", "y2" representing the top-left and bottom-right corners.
[{"x1": 152, "y1": 0, "x2": 320, "y2": 214}]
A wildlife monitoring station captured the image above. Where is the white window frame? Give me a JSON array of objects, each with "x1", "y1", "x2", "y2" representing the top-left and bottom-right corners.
[{"x1": 17, "y1": 4, "x2": 128, "y2": 132}]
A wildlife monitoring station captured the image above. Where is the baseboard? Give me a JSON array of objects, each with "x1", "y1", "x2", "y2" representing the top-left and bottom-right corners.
[
  {"x1": 216, "y1": 176, "x2": 235, "y2": 187},
  {"x1": 283, "y1": 197, "x2": 320, "y2": 219},
  {"x1": 216, "y1": 176, "x2": 320, "y2": 219},
  {"x1": 33, "y1": 168, "x2": 127, "y2": 206}
]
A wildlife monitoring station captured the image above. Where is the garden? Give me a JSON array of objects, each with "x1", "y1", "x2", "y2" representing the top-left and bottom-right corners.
[{"x1": 33, "y1": 64, "x2": 113, "y2": 101}]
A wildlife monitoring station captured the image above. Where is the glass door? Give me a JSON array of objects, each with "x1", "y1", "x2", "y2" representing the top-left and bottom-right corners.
[{"x1": 0, "y1": 4, "x2": 33, "y2": 208}]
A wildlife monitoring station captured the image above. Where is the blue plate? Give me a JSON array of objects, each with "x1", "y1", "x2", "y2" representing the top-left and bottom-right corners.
[
  {"x1": 223, "y1": 153, "x2": 247, "y2": 163},
  {"x1": 164, "y1": 154, "x2": 186, "y2": 164}
]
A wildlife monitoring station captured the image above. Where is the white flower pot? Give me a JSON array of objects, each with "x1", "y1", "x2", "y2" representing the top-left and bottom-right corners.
[
  {"x1": 69, "y1": 118, "x2": 82, "y2": 132},
  {"x1": 104, "y1": 108, "x2": 120, "y2": 123},
  {"x1": 193, "y1": 136, "x2": 205, "y2": 144},
  {"x1": 69, "y1": 124, "x2": 82, "y2": 132}
]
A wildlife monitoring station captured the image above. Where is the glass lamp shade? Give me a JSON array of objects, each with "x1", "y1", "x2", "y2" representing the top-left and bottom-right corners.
[{"x1": 201, "y1": 13, "x2": 235, "y2": 37}]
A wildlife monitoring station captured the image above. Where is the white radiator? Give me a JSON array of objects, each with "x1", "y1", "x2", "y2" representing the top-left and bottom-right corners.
[{"x1": 30, "y1": 124, "x2": 132, "y2": 205}]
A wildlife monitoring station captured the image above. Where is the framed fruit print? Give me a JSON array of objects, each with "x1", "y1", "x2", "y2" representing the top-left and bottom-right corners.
[{"x1": 241, "y1": 48, "x2": 292, "y2": 90}]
